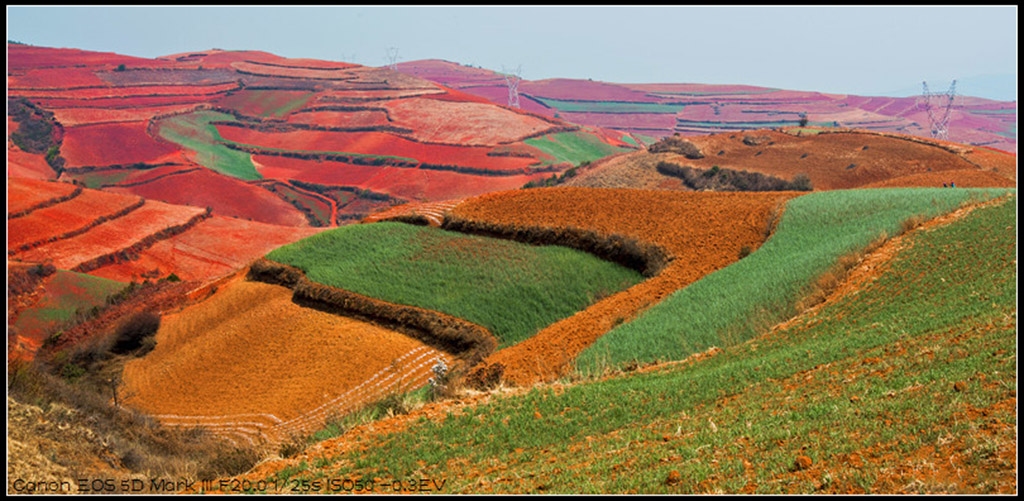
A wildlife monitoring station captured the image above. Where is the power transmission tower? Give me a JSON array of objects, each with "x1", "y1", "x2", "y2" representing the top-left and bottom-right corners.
[
  {"x1": 385, "y1": 47, "x2": 399, "y2": 71},
  {"x1": 503, "y1": 65, "x2": 522, "y2": 109},
  {"x1": 920, "y1": 80, "x2": 957, "y2": 140}
]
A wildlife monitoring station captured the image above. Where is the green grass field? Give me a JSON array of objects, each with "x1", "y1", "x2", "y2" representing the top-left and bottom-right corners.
[
  {"x1": 576, "y1": 188, "x2": 1014, "y2": 375},
  {"x1": 154, "y1": 110, "x2": 262, "y2": 180},
  {"x1": 267, "y1": 194, "x2": 1016, "y2": 494},
  {"x1": 524, "y1": 131, "x2": 630, "y2": 168},
  {"x1": 266, "y1": 222, "x2": 643, "y2": 348}
]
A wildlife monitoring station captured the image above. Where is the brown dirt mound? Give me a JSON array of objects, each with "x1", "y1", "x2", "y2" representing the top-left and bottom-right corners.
[
  {"x1": 448, "y1": 187, "x2": 797, "y2": 386},
  {"x1": 570, "y1": 129, "x2": 1014, "y2": 192},
  {"x1": 120, "y1": 277, "x2": 453, "y2": 445}
]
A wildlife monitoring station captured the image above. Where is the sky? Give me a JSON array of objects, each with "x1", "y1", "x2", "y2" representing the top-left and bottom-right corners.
[{"x1": 6, "y1": 5, "x2": 1018, "y2": 100}]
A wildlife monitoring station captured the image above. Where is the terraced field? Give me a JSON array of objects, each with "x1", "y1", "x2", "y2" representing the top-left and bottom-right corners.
[
  {"x1": 120, "y1": 277, "x2": 453, "y2": 445},
  {"x1": 395, "y1": 59, "x2": 1016, "y2": 153},
  {"x1": 266, "y1": 222, "x2": 644, "y2": 349},
  {"x1": 444, "y1": 187, "x2": 797, "y2": 385},
  {"x1": 577, "y1": 187, "x2": 1014, "y2": 374},
  {"x1": 239, "y1": 194, "x2": 1016, "y2": 495}
]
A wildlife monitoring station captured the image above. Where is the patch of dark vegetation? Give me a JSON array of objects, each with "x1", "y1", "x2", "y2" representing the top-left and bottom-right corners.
[
  {"x1": 656, "y1": 161, "x2": 813, "y2": 192},
  {"x1": 108, "y1": 310, "x2": 160, "y2": 356},
  {"x1": 247, "y1": 259, "x2": 496, "y2": 369},
  {"x1": 8, "y1": 96, "x2": 66, "y2": 174},
  {"x1": 522, "y1": 161, "x2": 588, "y2": 189},
  {"x1": 846, "y1": 163, "x2": 857, "y2": 170},
  {"x1": 742, "y1": 135, "x2": 771, "y2": 146},
  {"x1": 7, "y1": 263, "x2": 57, "y2": 300},
  {"x1": 647, "y1": 134, "x2": 705, "y2": 159},
  {"x1": 381, "y1": 214, "x2": 431, "y2": 226},
  {"x1": 442, "y1": 214, "x2": 669, "y2": 278},
  {"x1": 222, "y1": 142, "x2": 419, "y2": 168}
]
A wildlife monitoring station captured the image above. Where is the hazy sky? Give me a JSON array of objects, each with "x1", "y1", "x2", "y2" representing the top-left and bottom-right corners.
[{"x1": 7, "y1": 5, "x2": 1018, "y2": 100}]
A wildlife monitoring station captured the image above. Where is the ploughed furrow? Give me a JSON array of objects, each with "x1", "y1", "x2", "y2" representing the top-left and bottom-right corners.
[
  {"x1": 8, "y1": 178, "x2": 82, "y2": 219},
  {"x1": 8, "y1": 188, "x2": 145, "y2": 254},
  {"x1": 13, "y1": 200, "x2": 207, "y2": 271},
  {"x1": 120, "y1": 278, "x2": 453, "y2": 445},
  {"x1": 362, "y1": 199, "x2": 463, "y2": 226}
]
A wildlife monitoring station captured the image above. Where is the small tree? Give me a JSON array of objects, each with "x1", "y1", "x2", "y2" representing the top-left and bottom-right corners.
[
  {"x1": 798, "y1": 114, "x2": 809, "y2": 127},
  {"x1": 115, "y1": 64, "x2": 127, "y2": 72}
]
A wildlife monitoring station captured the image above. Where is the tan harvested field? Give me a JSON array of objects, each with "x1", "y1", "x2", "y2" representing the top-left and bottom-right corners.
[{"x1": 120, "y1": 278, "x2": 453, "y2": 445}]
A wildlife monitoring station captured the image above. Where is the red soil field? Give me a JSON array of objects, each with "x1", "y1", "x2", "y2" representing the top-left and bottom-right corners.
[
  {"x1": 31, "y1": 95, "x2": 220, "y2": 109},
  {"x1": 7, "y1": 178, "x2": 79, "y2": 215},
  {"x1": 14, "y1": 200, "x2": 206, "y2": 271},
  {"x1": 680, "y1": 129, "x2": 991, "y2": 190},
  {"x1": 215, "y1": 89, "x2": 315, "y2": 117},
  {"x1": 49, "y1": 104, "x2": 198, "y2": 127},
  {"x1": 394, "y1": 59, "x2": 506, "y2": 88},
  {"x1": 120, "y1": 278, "x2": 451, "y2": 444},
  {"x1": 570, "y1": 129, "x2": 1013, "y2": 192},
  {"x1": 859, "y1": 169, "x2": 1016, "y2": 189},
  {"x1": 9, "y1": 82, "x2": 237, "y2": 99},
  {"x1": 251, "y1": 154, "x2": 547, "y2": 202},
  {"x1": 6, "y1": 43, "x2": 174, "y2": 70},
  {"x1": 423, "y1": 86, "x2": 498, "y2": 105},
  {"x1": 60, "y1": 122, "x2": 182, "y2": 167},
  {"x1": 158, "y1": 49, "x2": 287, "y2": 67},
  {"x1": 251, "y1": 57, "x2": 359, "y2": 70},
  {"x1": 450, "y1": 187, "x2": 797, "y2": 386},
  {"x1": 559, "y1": 111, "x2": 678, "y2": 131},
  {"x1": 467, "y1": 85, "x2": 558, "y2": 117},
  {"x1": 7, "y1": 67, "x2": 108, "y2": 88},
  {"x1": 217, "y1": 126, "x2": 539, "y2": 171},
  {"x1": 286, "y1": 109, "x2": 390, "y2": 128},
  {"x1": 8, "y1": 189, "x2": 142, "y2": 252},
  {"x1": 383, "y1": 97, "x2": 556, "y2": 145},
  {"x1": 105, "y1": 166, "x2": 310, "y2": 226},
  {"x1": 622, "y1": 82, "x2": 779, "y2": 95},
  {"x1": 230, "y1": 60, "x2": 357, "y2": 80},
  {"x1": 318, "y1": 88, "x2": 445, "y2": 102},
  {"x1": 521, "y1": 78, "x2": 662, "y2": 102},
  {"x1": 89, "y1": 216, "x2": 323, "y2": 283},
  {"x1": 7, "y1": 143, "x2": 57, "y2": 180}
]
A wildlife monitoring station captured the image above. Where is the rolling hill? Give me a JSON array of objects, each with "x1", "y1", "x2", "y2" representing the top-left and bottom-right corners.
[{"x1": 396, "y1": 59, "x2": 1017, "y2": 154}]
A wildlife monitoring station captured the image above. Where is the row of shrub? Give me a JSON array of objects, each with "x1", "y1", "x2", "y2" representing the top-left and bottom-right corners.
[{"x1": 656, "y1": 161, "x2": 813, "y2": 192}]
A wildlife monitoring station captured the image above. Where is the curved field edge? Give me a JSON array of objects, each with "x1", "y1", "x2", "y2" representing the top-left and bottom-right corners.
[
  {"x1": 152, "y1": 109, "x2": 261, "y2": 180},
  {"x1": 250, "y1": 194, "x2": 1017, "y2": 494},
  {"x1": 575, "y1": 187, "x2": 1015, "y2": 375},
  {"x1": 264, "y1": 222, "x2": 644, "y2": 349}
]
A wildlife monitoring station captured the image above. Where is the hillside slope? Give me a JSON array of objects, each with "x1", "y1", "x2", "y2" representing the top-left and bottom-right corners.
[
  {"x1": 397, "y1": 59, "x2": 1017, "y2": 153},
  {"x1": 235, "y1": 194, "x2": 1016, "y2": 494}
]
